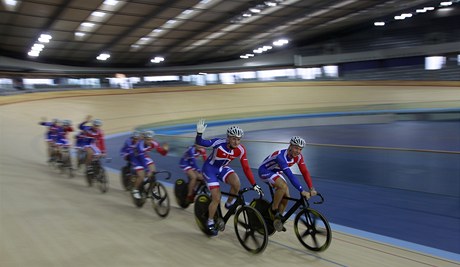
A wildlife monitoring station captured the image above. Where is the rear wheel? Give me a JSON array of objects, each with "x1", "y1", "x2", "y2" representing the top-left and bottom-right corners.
[
  {"x1": 121, "y1": 166, "x2": 132, "y2": 191},
  {"x1": 234, "y1": 206, "x2": 268, "y2": 254},
  {"x1": 250, "y1": 198, "x2": 275, "y2": 236},
  {"x1": 174, "y1": 179, "x2": 190, "y2": 208},
  {"x1": 194, "y1": 194, "x2": 218, "y2": 236},
  {"x1": 151, "y1": 182, "x2": 170, "y2": 217},
  {"x1": 294, "y1": 208, "x2": 332, "y2": 252},
  {"x1": 98, "y1": 168, "x2": 108, "y2": 193}
]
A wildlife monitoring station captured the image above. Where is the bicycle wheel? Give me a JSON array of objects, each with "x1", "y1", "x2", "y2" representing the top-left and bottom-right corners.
[
  {"x1": 121, "y1": 166, "x2": 132, "y2": 191},
  {"x1": 98, "y1": 168, "x2": 108, "y2": 193},
  {"x1": 250, "y1": 198, "x2": 275, "y2": 236},
  {"x1": 174, "y1": 179, "x2": 190, "y2": 208},
  {"x1": 234, "y1": 206, "x2": 268, "y2": 254},
  {"x1": 194, "y1": 194, "x2": 212, "y2": 235},
  {"x1": 151, "y1": 182, "x2": 170, "y2": 217},
  {"x1": 294, "y1": 208, "x2": 332, "y2": 252}
]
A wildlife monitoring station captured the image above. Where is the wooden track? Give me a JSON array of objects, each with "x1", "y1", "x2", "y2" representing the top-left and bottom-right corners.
[{"x1": 1, "y1": 82, "x2": 459, "y2": 267}]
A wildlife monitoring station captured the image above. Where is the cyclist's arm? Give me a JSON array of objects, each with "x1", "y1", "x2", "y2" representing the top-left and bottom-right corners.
[
  {"x1": 239, "y1": 147, "x2": 256, "y2": 186},
  {"x1": 277, "y1": 155, "x2": 304, "y2": 192},
  {"x1": 297, "y1": 156, "x2": 314, "y2": 189},
  {"x1": 98, "y1": 131, "x2": 106, "y2": 154},
  {"x1": 195, "y1": 134, "x2": 218, "y2": 147},
  {"x1": 79, "y1": 121, "x2": 89, "y2": 131}
]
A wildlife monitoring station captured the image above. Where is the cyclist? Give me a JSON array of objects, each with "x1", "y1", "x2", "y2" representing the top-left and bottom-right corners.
[
  {"x1": 195, "y1": 119, "x2": 263, "y2": 236},
  {"x1": 258, "y1": 136, "x2": 317, "y2": 232},
  {"x1": 39, "y1": 117, "x2": 61, "y2": 162},
  {"x1": 79, "y1": 115, "x2": 106, "y2": 176},
  {"x1": 55, "y1": 119, "x2": 74, "y2": 163},
  {"x1": 120, "y1": 130, "x2": 142, "y2": 171},
  {"x1": 131, "y1": 130, "x2": 169, "y2": 200},
  {"x1": 179, "y1": 144, "x2": 207, "y2": 203}
]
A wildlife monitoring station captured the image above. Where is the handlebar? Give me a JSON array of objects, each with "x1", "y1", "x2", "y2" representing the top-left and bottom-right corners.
[
  {"x1": 153, "y1": 170, "x2": 171, "y2": 180},
  {"x1": 312, "y1": 193, "x2": 324, "y2": 204}
]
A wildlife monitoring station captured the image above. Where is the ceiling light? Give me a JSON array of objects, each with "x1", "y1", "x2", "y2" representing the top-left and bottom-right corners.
[
  {"x1": 374, "y1": 21, "x2": 385, "y2": 26},
  {"x1": 38, "y1": 37, "x2": 50, "y2": 43},
  {"x1": 103, "y1": 0, "x2": 118, "y2": 6},
  {"x1": 242, "y1": 13, "x2": 252, "y2": 17},
  {"x1": 152, "y1": 29, "x2": 163, "y2": 33},
  {"x1": 394, "y1": 15, "x2": 404, "y2": 20},
  {"x1": 416, "y1": 9, "x2": 427, "y2": 13},
  {"x1": 40, "y1": 33, "x2": 52, "y2": 40},
  {"x1": 440, "y1": 2, "x2": 452, "y2": 6},
  {"x1": 81, "y1": 22, "x2": 95, "y2": 27},
  {"x1": 249, "y1": 8, "x2": 261, "y2": 13},
  {"x1": 150, "y1": 56, "x2": 165, "y2": 63},
  {"x1": 28, "y1": 51, "x2": 40, "y2": 57},
  {"x1": 273, "y1": 39, "x2": 288, "y2": 46},
  {"x1": 166, "y1": 19, "x2": 177, "y2": 24},
  {"x1": 92, "y1": 11, "x2": 106, "y2": 17},
  {"x1": 182, "y1": 9, "x2": 194, "y2": 15},
  {"x1": 424, "y1": 7, "x2": 435, "y2": 10},
  {"x1": 265, "y1": 1, "x2": 277, "y2": 7},
  {"x1": 75, "y1": 32, "x2": 85, "y2": 37},
  {"x1": 5, "y1": 0, "x2": 17, "y2": 6},
  {"x1": 96, "y1": 53, "x2": 110, "y2": 61}
]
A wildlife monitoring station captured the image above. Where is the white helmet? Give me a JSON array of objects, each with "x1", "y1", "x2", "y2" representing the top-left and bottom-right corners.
[
  {"x1": 290, "y1": 136, "x2": 306, "y2": 148},
  {"x1": 143, "y1": 130, "x2": 155, "y2": 139},
  {"x1": 132, "y1": 130, "x2": 141, "y2": 138},
  {"x1": 92, "y1": 119, "x2": 102, "y2": 126},
  {"x1": 63, "y1": 120, "x2": 71, "y2": 126},
  {"x1": 227, "y1": 126, "x2": 244, "y2": 138}
]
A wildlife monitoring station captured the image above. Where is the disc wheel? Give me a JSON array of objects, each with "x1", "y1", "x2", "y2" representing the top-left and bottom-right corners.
[
  {"x1": 194, "y1": 194, "x2": 218, "y2": 236},
  {"x1": 151, "y1": 182, "x2": 170, "y2": 218},
  {"x1": 174, "y1": 179, "x2": 190, "y2": 208},
  {"x1": 121, "y1": 166, "x2": 132, "y2": 191},
  {"x1": 97, "y1": 168, "x2": 108, "y2": 193},
  {"x1": 250, "y1": 198, "x2": 275, "y2": 236},
  {"x1": 294, "y1": 208, "x2": 332, "y2": 252},
  {"x1": 234, "y1": 206, "x2": 268, "y2": 254}
]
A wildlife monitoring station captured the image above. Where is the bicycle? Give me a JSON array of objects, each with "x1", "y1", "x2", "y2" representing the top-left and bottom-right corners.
[
  {"x1": 250, "y1": 186, "x2": 332, "y2": 252},
  {"x1": 131, "y1": 170, "x2": 171, "y2": 218},
  {"x1": 58, "y1": 145, "x2": 74, "y2": 178},
  {"x1": 174, "y1": 178, "x2": 209, "y2": 208},
  {"x1": 76, "y1": 148, "x2": 86, "y2": 170},
  {"x1": 86, "y1": 155, "x2": 110, "y2": 193},
  {"x1": 121, "y1": 162, "x2": 134, "y2": 191},
  {"x1": 194, "y1": 188, "x2": 268, "y2": 254}
]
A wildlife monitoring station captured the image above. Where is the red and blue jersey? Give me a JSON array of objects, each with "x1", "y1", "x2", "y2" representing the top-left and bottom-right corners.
[
  {"x1": 259, "y1": 149, "x2": 313, "y2": 192},
  {"x1": 39, "y1": 121, "x2": 60, "y2": 141},
  {"x1": 179, "y1": 145, "x2": 207, "y2": 171},
  {"x1": 79, "y1": 121, "x2": 105, "y2": 153},
  {"x1": 195, "y1": 135, "x2": 256, "y2": 185}
]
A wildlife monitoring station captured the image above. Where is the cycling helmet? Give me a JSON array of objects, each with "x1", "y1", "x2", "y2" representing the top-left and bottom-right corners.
[
  {"x1": 143, "y1": 130, "x2": 155, "y2": 139},
  {"x1": 132, "y1": 130, "x2": 141, "y2": 138},
  {"x1": 92, "y1": 119, "x2": 103, "y2": 127},
  {"x1": 290, "y1": 136, "x2": 306, "y2": 148},
  {"x1": 63, "y1": 120, "x2": 71, "y2": 126},
  {"x1": 52, "y1": 118, "x2": 60, "y2": 124},
  {"x1": 227, "y1": 126, "x2": 244, "y2": 138}
]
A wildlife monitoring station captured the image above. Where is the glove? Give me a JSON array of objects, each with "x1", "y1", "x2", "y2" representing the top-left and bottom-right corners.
[
  {"x1": 253, "y1": 184, "x2": 264, "y2": 196},
  {"x1": 196, "y1": 119, "x2": 207, "y2": 134}
]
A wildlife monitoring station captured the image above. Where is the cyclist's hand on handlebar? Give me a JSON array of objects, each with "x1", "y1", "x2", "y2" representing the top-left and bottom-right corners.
[
  {"x1": 309, "y1": 188, "x2": 317, "y2": 197},
  {"x1": 253, "y1": 184, "x2": 264, "y2": 197},
  {"x1": 301, "y1": 190, "x2": 311, "y2": 199},
  {"x1": 196, "y1": 119, "x2": 207, "y2": 134}
]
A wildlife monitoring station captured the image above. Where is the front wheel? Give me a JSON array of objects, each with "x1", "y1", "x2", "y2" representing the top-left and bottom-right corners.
[
  {"x1": 151, "y1": 182, "x2": 170, "y2": 218},
  {"x1": 234, "y1": 206, "x2": 268, "y2": 254},
  {"x1": 121, "y1": 166, "x2": 132, "y2": 191},
  {"x1": 294, "y1": 208, "x2": 332, "y2": 252}
]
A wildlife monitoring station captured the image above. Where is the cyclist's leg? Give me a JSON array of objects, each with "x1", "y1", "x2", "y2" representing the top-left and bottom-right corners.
[
  {"x1": 222, "y1": 171, "x2": 240, "y2": 208},
  {"x1": 271, "y1": 177, "x2": 288, "y2": 213},
  {"x1": 185, "y1": 169, "x2": 198, "y2": 200}
]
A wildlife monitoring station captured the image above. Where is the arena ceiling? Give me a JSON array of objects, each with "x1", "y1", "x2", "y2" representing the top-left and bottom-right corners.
[{"x1": 0, "y1": 0, "x2": 457, "y2": 68}]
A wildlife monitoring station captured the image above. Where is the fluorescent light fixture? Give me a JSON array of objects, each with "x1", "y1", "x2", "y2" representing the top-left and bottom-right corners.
[
  {"x1": 273, "y1": 39, "x2": 288, "y2": 46},
  {"x1": 5, "y1": 0, "x2": 17, "y2": 6},
  {"x1": 249, "y1": 8, "x2": 261, "y2": 13},
  {"x1": 38, "y1": 37, "x2": 50, "y2": 43},
  {"x1": 182, "y1": 9, "x2": 194, "y2": 15},
  {"x1": 240, "y1": 55, "x2": 249, "y2": 59},
  {"x1": 33, "y1": 43, "x2": 45, "y2": 49},
  {"x1": 424, "y1": 7, "x2": 435, "y2": 10},
  {"x1": 200, "y1": 0, "x2": 211, "y2": 4},
  {"x1": 92, "y1": 11, "x2": 106, "y2": 17},
  {"x1": 394, "y1": 15, "x2": 404, "y2": 20},
  {"x1": 75, "y1": 32, "x2": 85, "y2": 37},
  {"x1": 243, "y1": 13, "x2": 252, "y2": 17},
  {"x1": 440, "y1": 2, "x2": 452, "y2": 6},
  {"x1": 97, "y1": 53, "x2": 111, "y2": 61},
  {"x1": 416, "y1": 9, "x2": 427, "y2": 13},
  {"x1": 40, "y1": 34, "x2": 52, "y2": 40},
  {"x1": 81, "y1": 22, "x2": 95, "y2": 27},
  {"x1": 28, "y1": 51, "x2": 40, "y2": 57},
  {"x1": 152, "y1": 29, "x2": 163, "y2": 33},
  {"x1": 166, "y1": 19, "x2": 177, "y2": 24},
  {"x1": 103, "y1": 0, "x2": 118, "y2": 6},
  {"x1": 401, "y1": 13, "x2": 412, "y2": 18},
  {"x1": 265, "y1": 1, "x2": 277, "y2": 7},
  {"x1": 150, "y1": 56, "x2": 165, "y2": 63},
  {"x1": 374, "y1": 21, "x2": 385, "y2": 26}
]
